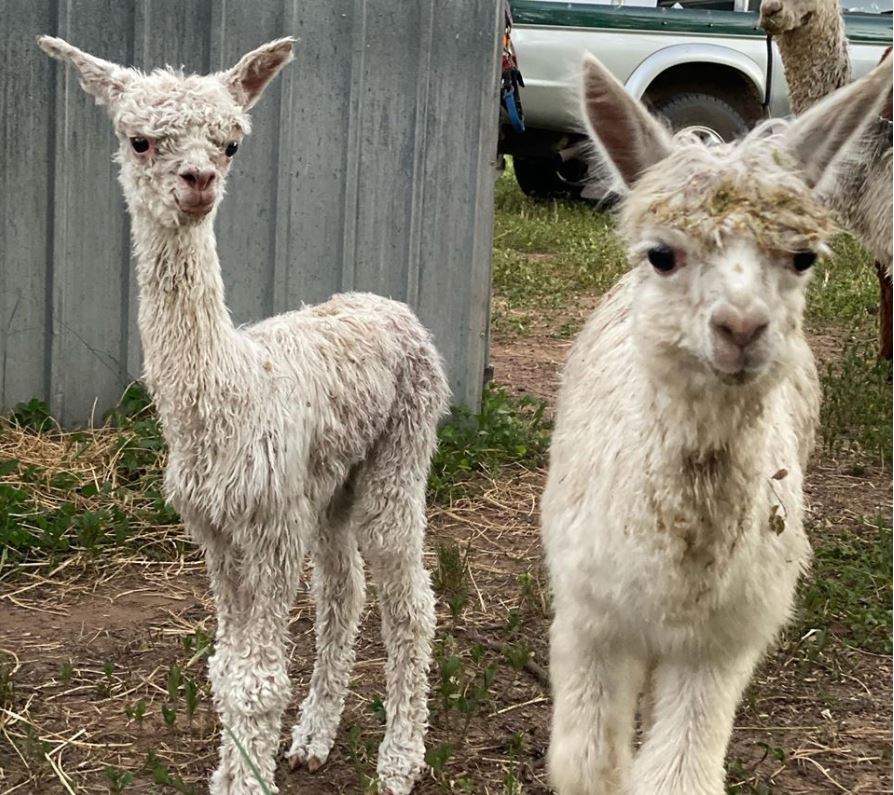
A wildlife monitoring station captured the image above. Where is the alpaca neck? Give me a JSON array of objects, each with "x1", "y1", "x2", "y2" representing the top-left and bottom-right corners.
[
  {"x1": 131, "y1": 213, "x2": 237, "y2": 423},
  {"x1": 775, "y1": 13, "x2": 852, "y2": 114},
  {"x1": 641, "y1": 352, "x2": 771, "y2": 461}
]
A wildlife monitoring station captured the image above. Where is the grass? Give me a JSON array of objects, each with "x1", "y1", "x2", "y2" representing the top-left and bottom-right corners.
[
  {"x1": 492, "y1": 163, "x2": 627, "y2": 337},
  {"x1": 798, "y1": 513, "x2": 892, "y2": 654}
]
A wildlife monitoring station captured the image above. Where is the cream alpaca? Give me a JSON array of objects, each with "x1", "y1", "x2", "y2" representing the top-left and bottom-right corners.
[
  {"x1": 760, "y1": 0, "x2": 893, "y2": 356},
  {"x1": 38, "y1": 36, "x2": 449, "y2": 795},
  {"x1": 541, "y1": 55, "x2": 892, "y2": 795}
]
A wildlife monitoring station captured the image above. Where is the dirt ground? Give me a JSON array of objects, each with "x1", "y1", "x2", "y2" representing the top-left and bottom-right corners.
[{"x1": 0, "y1": 308, "x2": 891, "y2": 794}]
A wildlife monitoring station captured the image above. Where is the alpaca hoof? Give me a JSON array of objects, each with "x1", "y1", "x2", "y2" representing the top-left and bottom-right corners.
[
  {"x1": 307, "y1": 756, "x2": 323, "y2": 773},
  {"x1": 286, "y1": 752, "x2": 326, "y2": 773},
  {"x1": 286, "y1": 720, "x2": 335, "y2": 774}
]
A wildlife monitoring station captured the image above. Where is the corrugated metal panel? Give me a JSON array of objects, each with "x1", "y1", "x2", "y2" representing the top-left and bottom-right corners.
[{"x1": 1, "y1": 0, "x2": 501, "y2": 425}]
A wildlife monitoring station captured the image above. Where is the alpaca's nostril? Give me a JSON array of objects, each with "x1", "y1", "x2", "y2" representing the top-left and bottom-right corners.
[
  {"x1": 711, "y1": 306, "x2": 770, "y2": 349},
  {"x1": 179, "y1": 169, "x2": 215, "y2": 191},
  {"x1": 761, "y1": 0, "x2": 782, "y2": 15},
  {"x1": 712, "y1": 318, "x2": 768, "y2": 349}
]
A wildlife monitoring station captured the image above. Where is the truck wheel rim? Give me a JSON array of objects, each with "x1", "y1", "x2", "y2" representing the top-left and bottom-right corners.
[{"x1": 679, "y1": 125, "x2": 724, "y2": 145}]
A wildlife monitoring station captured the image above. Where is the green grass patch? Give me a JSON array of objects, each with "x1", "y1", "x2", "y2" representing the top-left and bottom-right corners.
[
  {"x1": 820, "y1": 341, "x2": 892, "y2": 462},
  {"x1": 492, "y1": 165, "x2": 627, "y2": 335},
  {"x1": 798, "y1": 514, "x2": 892, "y2": 655},
  {"x1": 807, "y1": 234, "x2": 879, "y2": 334},
  {"x1": 429, "y1": 383, "x2": 550, "y2": 502}
]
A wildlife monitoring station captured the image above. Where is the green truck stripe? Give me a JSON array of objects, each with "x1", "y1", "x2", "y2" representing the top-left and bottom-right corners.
[{"x1": 510, "y1": 0, "x2": 893, "y2": 44}]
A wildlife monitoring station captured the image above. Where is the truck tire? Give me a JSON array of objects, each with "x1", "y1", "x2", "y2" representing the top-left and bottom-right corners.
[
  {"x1": 653, "y1": 92, "x2": 749, "y2": 142},
  {"x1": 513, "y1": 155, "x2": 583, "y2": 199}
]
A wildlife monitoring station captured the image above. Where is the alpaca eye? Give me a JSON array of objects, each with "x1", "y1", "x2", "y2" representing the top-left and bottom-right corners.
[
  {"x1": 647, "y1": 245, "x2": 677, "y2": 273},
  {"x1": 792, "y1": 251, "x2": 816, "y2": 272},
  {"x1": 130, "y1": 137, "x2": 150, "y2": 154},
  {"x1": 225, "y1": 142, "x2": 239, "y2": 157}
]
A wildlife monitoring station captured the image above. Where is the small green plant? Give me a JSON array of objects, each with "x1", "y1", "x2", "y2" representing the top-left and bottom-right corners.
[
  {"x1": 97, "y1": 660, "x2": 116, "y2": 697},
  {"x1": 59, "y1": 659, "x2": 74, "y2": 684},
  {"x1": 183, "y1": 677, "x2": 199, "y2": 721},
  {"x1": 182, "y1": 629, "x2": 213, "y2": 661},
  {"x1": 104, "y1": 766, "x2": 134, "y2": 793},
  {"x1": 0, "y1": 656, "x2": 16, "y2": 709},
  {"x1": 125, "y1": 699, "x2": 147, "y2": 723},
  {"x1": 346, "y1": 724, "x2": 379, "y2": 791},
  {"x1": 11, "y1": 398, "x2": 55, "y2": 433},
  {"x1": 503, "y1": 732, "x2": 525, "y2": 795},
  {"x1": 145, "y1": 751, "x2": 195, "y2": 794},
  {"x1": 369, "y1": 696, "x2": 387, "y2": 725},
  {"x1": 425, "y1": 742, "x2": 454, "y2": 784},
  {"x1": 429, "y1": 384, "x2": 550, "y2": 501},
  {"x1": 161, "y1": 703, "x2": 177, "y2": 727},
  {"x1": 433, "y1": 541, "x2": 469, "y2": 620}
]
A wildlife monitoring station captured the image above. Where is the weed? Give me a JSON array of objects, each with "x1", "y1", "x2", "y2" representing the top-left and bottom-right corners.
[
  {"x1": 0, "y1": 655, "x2": 16, "y2": 709},
  {"x1": 346, "y1": 724, "x2": 379, "y2": 792},
  {"x1": 430, "y1": 384, "x2": 550, "y2": 502},
  {"x1": 162, "y1": 703, "x2": 177, "y2": 727},
  {"x1": 369, "y1": 696, "x2": 387, "y2": 725},
  {"x1": 146, "y1": 751, "x2": 195, "y2": 794},
  {"x1": 797, "y1": 514, "x2": 892, "y2": 654},
  {"x1": 425, "y1": 742, "x2": 454, "y2": 789},
  {"x1": 125, "y1": 699, "x2": 147, "y2": 724},
  {"x1": 433, "y1": 541, "x2": 469, "y2": 620},
  {"x1": 498, "y1": 732, "x2": 526, "y2": 794},
  {"x1": 11, "y1": 398, "x2": 55, "y2": 433},
  {"x1": 820, "y1": 342, "x2": 891, "y2": 462},
  {"x1": 104, "y1": 766, "x2": 135, "y2": 793},
  {"x1": 97, "y1": 660, "x2": 116, "y2": 698},
  {"x1": 183, "y1": 677, "x2": 199, "y2": 721}
]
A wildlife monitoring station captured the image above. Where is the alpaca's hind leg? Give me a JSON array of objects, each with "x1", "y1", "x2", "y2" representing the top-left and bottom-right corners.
[
  {"x1": 287, "y1": 526, "x2": 366, "y2": 772},
  {"x1": 355, "y1": 472, "x2": 435, "y2": 795},
  {"x1": 627, "y1": 651, "x2": 761, "y2": 795},
  {"x1": 548, "y1": 611, "x2": 645, "y2": 795},
  {"x1": 204, "y1": 530, "x2": 301, "y2": 795}
]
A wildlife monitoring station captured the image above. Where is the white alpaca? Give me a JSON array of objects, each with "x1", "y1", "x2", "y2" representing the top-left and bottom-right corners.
[
  {"x1": 541, "y1": 54, "x2": 892, "y2": 795},
  {"x1": 38, "y1": 36, "x2": 449, "y2": 795}
]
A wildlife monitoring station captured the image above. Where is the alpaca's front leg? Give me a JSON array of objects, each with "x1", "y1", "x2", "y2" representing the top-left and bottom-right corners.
[
  {"x1": 204, "y1": 537, "x2": 299, "y2": 795},
  {"x1": 548, "y1": 611, "x2": 646, "y2": 795},
  {"x1": 287, "y1": 529, "x2": 366, "y2": 772},
  {"x1": 628, "y1": 651, "x2": 761, "y2": 795}
]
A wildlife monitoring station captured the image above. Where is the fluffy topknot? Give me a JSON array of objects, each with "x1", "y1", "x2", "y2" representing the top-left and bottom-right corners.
[{"x1": 621, "y1": 126, "x2": 836, "y2": 254}]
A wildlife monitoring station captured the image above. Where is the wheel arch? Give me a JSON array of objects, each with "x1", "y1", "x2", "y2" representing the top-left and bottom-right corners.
[{"x1": 625, "y1": 45, "x2": 767, "y2": 125}]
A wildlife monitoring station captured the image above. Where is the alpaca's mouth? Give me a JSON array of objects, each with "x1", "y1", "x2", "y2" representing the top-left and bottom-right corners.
[{"x1": 175, "y1": 195, "x2": 215, "y2": 217}]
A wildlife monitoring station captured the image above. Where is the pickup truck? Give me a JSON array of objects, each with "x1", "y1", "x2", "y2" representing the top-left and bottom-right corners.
[{"x1": 502, "y1": 0, "x2": 893, "y2": 198}]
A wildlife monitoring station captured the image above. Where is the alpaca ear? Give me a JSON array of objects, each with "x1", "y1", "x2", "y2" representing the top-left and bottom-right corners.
[
  {"x1": 581, "y1": 53, "x2": 673, "y2": 189},
  {"x1": 37, "y1": 35, "x2": 132, "y2": 107},
  {"x1": 223, "y1": 37, "x2": 295, "y2": 110},
  {"x1": 784, "y1": 52, "x2": 893, "y2": 188}
]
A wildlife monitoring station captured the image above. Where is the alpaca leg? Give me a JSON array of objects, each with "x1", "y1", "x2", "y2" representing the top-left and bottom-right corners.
[
  {"x1": 875, "y1": 260, "x2": 892, "y2": 361},
  {"x1": 287, "y1": 529, "x2": 366, "y2": 771},
  {"x1": 356, "y1": 477, "x2": 435, "y2": 795},
  {"x1": 628, "y1": 651, "x2": 761, "y2": 795},
  {"x1": 547, "y1": 612, "x2": 645, "y2": 795},
  {"x1": 205, "y1": 536, "x2": 300, "y2": 795}
]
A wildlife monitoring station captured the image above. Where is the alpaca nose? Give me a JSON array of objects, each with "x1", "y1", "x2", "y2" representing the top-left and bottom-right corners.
[
  {"x1": 179, "y1": 168, "x2": 215, "y2": 191},
  {"x1": 711, "y1": 306, "x2": 769, "y2": 349},
  {"x1": 761, "y1": 0, "x2": 782, "y2": 15}
]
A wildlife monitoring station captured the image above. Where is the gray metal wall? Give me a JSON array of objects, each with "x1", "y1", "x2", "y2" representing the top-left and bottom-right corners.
[{"x1": 1, "y1": 0, "x2": 501, "y2": 425}]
